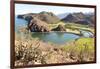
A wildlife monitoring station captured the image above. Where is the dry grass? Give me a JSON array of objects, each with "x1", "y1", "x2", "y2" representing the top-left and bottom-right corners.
[{"x1": 15, "y1": 32, "x2": 95, "y2": 66}]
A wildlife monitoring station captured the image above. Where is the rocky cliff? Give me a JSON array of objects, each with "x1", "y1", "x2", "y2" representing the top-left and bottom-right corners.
[{"x1": 28, "y1": 17, "x2": 50, "y2": 32}]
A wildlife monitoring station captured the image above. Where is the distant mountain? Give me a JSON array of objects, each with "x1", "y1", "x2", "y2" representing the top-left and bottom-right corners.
[
  {"x1": 57, "y1": 13, "x2": 69, "y2": 19},
  {"x1": 85, "y1": 13, "x2": 95, "y2": 26},
  {"x1": 62, "y1": 12, "x2": 86, "y2": 22},
  {"x1": 62, "y1": 12, "x2": 95, "y2": 26},
  {"x1": 84, "y1": 12, "x2": 94, "y2": 16}
]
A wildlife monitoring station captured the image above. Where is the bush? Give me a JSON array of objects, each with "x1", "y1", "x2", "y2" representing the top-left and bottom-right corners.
[
  {"x1": 61, "y1": 38, "x2": 94, "y2": 62},
  {"x1": 15, "y1": 40, "x2": 47, "y2": 66}
]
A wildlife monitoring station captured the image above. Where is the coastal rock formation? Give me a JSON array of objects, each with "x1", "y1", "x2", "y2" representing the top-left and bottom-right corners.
[
  {"x1": 17, "y1": 15, "x2": 24, "y2": 19},
  {"x1": 24, "y1": 16, "x2": 33, "y2": 23},
  {"x1": 17, "y1": 13, "x2": 35, "y2": 23},
  {"x1": 52, "y1": 24, "x2": 66, "y2": 31},
  {"x1": 17, "y1": 12, "x2": 61, "y2": 32},
  {"x1": 28, "y1": 17, "x2": 50, "y2": 32}
]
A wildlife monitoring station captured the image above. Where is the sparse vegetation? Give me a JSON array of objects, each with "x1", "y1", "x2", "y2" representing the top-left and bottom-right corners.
[
  {"x1": 61, "y1": 37, "x2": 94, "y2": 62},
  {"x1": 64, "y1": 23, "x2": 94, "y2": 33},
  {"x1": 15, "y1": 32, "x2": 95, "y2": 66},
  {"x1": 15, "y1": 35, "x2": 50, "y2": 66}
]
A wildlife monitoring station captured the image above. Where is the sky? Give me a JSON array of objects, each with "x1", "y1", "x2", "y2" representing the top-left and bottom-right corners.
[{"x1": 15, "y1": 3, "x2": 94, "y2": 15}]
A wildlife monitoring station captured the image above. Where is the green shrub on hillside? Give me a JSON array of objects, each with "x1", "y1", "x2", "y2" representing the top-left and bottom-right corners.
[{"x1": 61, "y1": 37, "x2": 94, "y2": 62}]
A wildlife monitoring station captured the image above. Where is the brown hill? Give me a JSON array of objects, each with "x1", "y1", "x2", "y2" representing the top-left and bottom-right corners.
[
  {"x1": 62, "y1": 12, "x2": 85, "y2": 22},
  {"x1": 62, "y1": 12, "x2": 95, "y2": 26},
  {"x1": 17, "y1": 11, "x2": 60, "y2": 24}
]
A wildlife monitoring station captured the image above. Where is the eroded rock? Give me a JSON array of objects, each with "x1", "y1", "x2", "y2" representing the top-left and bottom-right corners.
[{"x1": 28, "y1": 17, "x2": 50, "y2": 32}]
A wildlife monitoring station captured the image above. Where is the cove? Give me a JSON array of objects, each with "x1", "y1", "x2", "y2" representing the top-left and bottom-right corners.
[{"x1": 31, "y1": 32, "x2": 80, "y2": 44}]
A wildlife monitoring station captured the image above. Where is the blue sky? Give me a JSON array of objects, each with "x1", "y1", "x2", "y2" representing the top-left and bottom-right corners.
[{"x1": 15, "y1": 4, "x2": 94, "y2": 15}]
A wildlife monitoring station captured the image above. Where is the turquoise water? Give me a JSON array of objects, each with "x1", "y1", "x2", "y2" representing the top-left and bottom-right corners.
[
  {"x1": 32, "y1": 32, "x2": 79, "y2": 44},
  {"x1": 15, "y1": 16, "x2": 28, "y2": 31}
]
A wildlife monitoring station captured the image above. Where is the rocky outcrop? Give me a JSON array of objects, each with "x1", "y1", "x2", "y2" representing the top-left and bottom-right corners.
[
  {"x1": 24, "y1": 16, "x2": 33, "y2": 23},
  {"x1": 17, "y1": 12, "x2": 62, "y2": 32},
  {"x1": 28, "y1": 17, "x2": 50, "y2": 32},
  {"x1": 17, "y1": 13, "x2": 35, "y2": 23},
  {"x1": 52, "y1": 24, "x2": 66, "y2": 31},
  {"x1": 17, "y1": 15, "x2": 24, "y2": 19}
]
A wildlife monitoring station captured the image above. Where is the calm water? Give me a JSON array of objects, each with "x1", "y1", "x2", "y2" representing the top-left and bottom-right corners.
[
  {"x1": 15, "y1": 16, "x2": 93, "y2": 44},
  {"x1": 32, "y1": 32, "x2": 79, "y2": 44},
  {"x1": 15, "y1": 16, "x2": 28, "y2": 31}
]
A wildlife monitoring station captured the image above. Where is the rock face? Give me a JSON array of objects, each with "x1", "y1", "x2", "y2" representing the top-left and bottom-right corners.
[
  {"x1": 52, "y1": 24, "x2": 66, "y2": 31},
  {"x1": 28, "y1": 17, "x2": 50, "y2": 32}
]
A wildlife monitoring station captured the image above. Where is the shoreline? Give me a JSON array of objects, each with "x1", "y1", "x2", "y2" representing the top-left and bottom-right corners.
[{"x1": 16, "y1": 24, "x2": 94, "y2": 35}]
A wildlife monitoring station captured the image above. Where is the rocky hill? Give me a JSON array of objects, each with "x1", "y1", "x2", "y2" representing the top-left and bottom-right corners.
[
  {"x1": 17, "y1": 11, "x2": 60, "y2": 24},
  {"x1": 62, "y1": 12, "x2": 95, "y2": 26},
  {"x1": 28, "y1": 17, "x2": 50, "y2": 32},
  {"x1": 17, "y1": 11, "x2": 61, "y2": 32}
]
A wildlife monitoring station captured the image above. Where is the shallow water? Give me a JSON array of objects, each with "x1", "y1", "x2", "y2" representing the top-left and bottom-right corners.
[
  {"x1": 15, "y1": 16, "x2": 28, "y2": 31},
  {"x1": 31, "y1": 32, "x2": 80, "y2": 44},
  {"x1": 80, "y1": 30, "x2": 94, "y2": 37}
]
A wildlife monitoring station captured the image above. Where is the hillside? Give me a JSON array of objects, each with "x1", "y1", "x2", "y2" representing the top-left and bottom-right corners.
[
  {"x1": 17, "y1": 11, "x2": 60, "y2": 24},
  {"x1": 62, "y1": 12, "x2": 95, "y2": 26}
]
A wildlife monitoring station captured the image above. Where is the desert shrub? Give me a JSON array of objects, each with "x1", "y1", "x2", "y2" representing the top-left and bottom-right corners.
[
  {"x1": 61, "y1": 38, "x2": 94, "y2": 62},
  {"x1": 15, "y1": 40, "x2": 48, "y2": 66}
]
